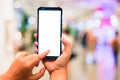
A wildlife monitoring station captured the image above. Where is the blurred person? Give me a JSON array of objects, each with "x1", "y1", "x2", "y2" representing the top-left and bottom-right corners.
[
  {"x1": 80, "y1": 30, "x2": 97, "y2": 65},
  {"x1": 0, "y1": 33, "x2": 72, "y2": 80},
  {"x1": 111, "y1": 31, "x2": 120, "y2": 67},
  {"x1": 85, "y1": 30, "x2": 97, "y2": 64},
  {"x1": 93, "y1": 18, "x2": 116, "y2": 80}
]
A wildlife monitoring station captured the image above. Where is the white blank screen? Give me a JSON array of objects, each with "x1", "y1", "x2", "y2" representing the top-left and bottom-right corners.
[{"x1": 38, "y1": 10, "x2": 61, "y2": 56}]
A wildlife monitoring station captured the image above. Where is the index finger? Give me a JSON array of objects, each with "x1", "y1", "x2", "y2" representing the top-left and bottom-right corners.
[{"x1": 38, "y1": 50, "x2": 50, "y2": 60}]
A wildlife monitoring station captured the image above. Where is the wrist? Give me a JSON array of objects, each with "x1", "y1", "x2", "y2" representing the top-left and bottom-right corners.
[{"x1": 50, "y1": 67, "x2": 68, "y2": 80}]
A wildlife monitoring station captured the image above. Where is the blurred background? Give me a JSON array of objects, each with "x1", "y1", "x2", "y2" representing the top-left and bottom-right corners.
[{"x1": 0, "y1": 0, "x2": 120, "y2": 80}]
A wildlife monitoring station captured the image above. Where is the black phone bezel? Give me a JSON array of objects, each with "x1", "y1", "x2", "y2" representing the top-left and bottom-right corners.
[{"x1": 37, "y1": 7, "x2": 62, "y2": 59}]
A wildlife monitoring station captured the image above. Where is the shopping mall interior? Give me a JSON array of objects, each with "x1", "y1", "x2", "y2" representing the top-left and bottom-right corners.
[{"x1": 0, "y1": 0, "x2": 120, "y2": 80}]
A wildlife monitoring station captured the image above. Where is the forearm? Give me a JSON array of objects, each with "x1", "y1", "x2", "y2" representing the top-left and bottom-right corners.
[
  {"x1": 0, "y1": 71, "x2": 16, "y2": 80},
  {"x1": 50, "y1": 67, "x2": 68, "y2": 80},
  {"x1": 0, "y1": 74, "x2": 10, "y2": 80}
]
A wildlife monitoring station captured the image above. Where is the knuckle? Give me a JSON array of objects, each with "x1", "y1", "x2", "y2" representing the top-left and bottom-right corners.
[
  {"x1": 33, "y1": 54, "x2": 40, "y2": 61},
  {"x1": 17, "y1": 58, "x2": 29, "y2": 67},
  {"x1": 16, "y1": 57, "x2": 24, "y2": 63}
]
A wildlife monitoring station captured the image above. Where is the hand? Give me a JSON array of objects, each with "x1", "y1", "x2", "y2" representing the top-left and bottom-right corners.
[
  {"x1": 42, "y1": 38, "x2": 72, "y2": 73},
  {"x1": 34, "y1": 33, "x2": 72, "y2": 80},
  {"x1": 1, "y1": 50, "x2": 50, "y2": 80}
]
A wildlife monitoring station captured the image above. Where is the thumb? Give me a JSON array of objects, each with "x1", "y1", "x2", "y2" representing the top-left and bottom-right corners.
[{"x1": 31, "y1": 67, "x2": 46, "y2": 80}]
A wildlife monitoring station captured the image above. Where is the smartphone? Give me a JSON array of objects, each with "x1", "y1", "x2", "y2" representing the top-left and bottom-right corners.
[{"x1": 37, "y1": 7, "x2": 62, "y2": 58}]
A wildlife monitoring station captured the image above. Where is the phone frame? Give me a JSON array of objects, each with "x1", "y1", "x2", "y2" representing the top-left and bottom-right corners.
[{"x1": 37, "y1": 7, "x2": 62, "y2": 59}]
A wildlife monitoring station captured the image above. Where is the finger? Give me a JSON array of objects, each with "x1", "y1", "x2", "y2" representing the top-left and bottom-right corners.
[
  {"x1": 38, "y1": 50, "x2": 50, "y2": 60},
  {"x1": 16, "y1": 51, "x2": 29, "y2": 58},
  {"x1": 56, "y1": 38, "x2": 72, "y2": 64},
  {"x1": 34, "y1": 33, "x2": 37, "y2": 39},
  {"x1": 31, "y1": 67, "x2": 46, "y2": 80},
  {"x1": 34, "y1": 41, "x2": 38, "y2": 47},
  {"x1": 28, "y1": 50, "x2": 50, "y2": 67},
  {"x1": 61, "y1": 38, "x2": 72, "y2": 55}
]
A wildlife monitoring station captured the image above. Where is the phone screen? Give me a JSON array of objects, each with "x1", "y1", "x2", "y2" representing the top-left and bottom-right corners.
[{"x1": 38, "y1": 7, "x2": 62, "y2": 58}]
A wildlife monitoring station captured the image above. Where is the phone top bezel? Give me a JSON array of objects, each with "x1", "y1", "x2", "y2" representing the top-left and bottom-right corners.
[
  {"x1": 37, "y1": 7, "x2": 62, "y2": 59},
  {"x1": 38, "y1": 6, "x2": 62, "y2": 11}
]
